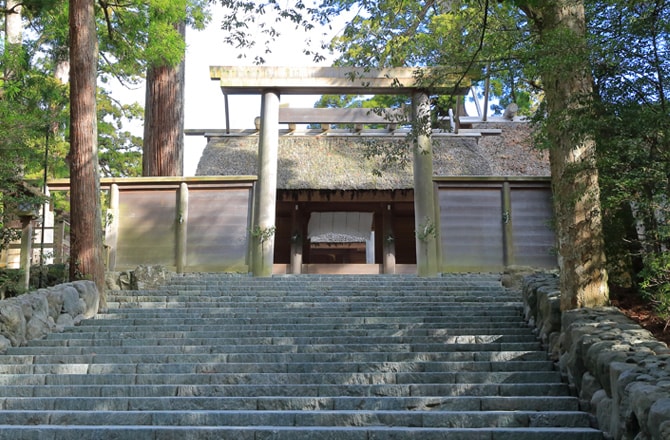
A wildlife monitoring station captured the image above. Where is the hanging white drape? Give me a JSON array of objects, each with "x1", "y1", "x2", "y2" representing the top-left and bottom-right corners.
[{"x1": 307, "y1": 212, "x2": 374, "y2": 241}]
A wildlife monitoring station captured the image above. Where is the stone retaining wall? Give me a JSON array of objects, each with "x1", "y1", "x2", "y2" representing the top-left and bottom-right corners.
[
  {"x1": 0, "y1": 281, "x2": 99, "y2": 353},
  {"x1": 522, "y1": 273, "x2": 670, "y2": 440}
]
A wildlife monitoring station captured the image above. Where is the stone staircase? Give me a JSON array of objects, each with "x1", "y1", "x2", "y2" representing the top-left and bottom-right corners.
[{"x1": 0, "y1": 274, "x2": 604, "y2": 439}]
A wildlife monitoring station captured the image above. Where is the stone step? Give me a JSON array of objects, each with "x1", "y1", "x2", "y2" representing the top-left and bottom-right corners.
[
  {"x1": 106, "y1": 291, "x2": 519, "y2": 299},
  {"x1": 50, "y1": 326, "x2": 535, "y2": 337},
  {"x1": 0, "y1": 409, "x2": 594, "y2": 428},
  {"x1": 85, "y1": 315, "x2": 527, "y2": 325},
  {"x1": 0, "y1": 425, "x2": 604, "y2": 440},
  {"x1": 0, "y1": 371, "x2": 563, "y2": 386},
  {"x1": 77, "y1": 320, "x2": 530, "y2": 330},
  {"x1": 107, "y1": 293, "x2": 517, "y2": 301},
  {"x1": 0, "y1": 382, "x2": 571, "y2": 398},
  {"x1": 0, "y1": 274, "x2": 603, "y2": 439},
  {"x1": 0, "y1": 396, "x2": 582, "y2": 412},
  {"x1": 108, "y1": 284, "x2": 510, "y2": 295},
  {"x1": 27, "y1": 334, "x2": 540, "y2": 347},
  {"x1": 201, "y1": 284, "x2": 513, "y2": 289},
  {"x1": 5, "y1": 342, "x2": 543, "y2": 355},
  {"x1": 102, "y1": 304, "x2": 524, "y2": 313},
  {"x1": 166, "y1": 273, "x2": 504, "y2": 283},
  {"x1": 126, "y1": 289, "x2": 513, "y2": 298},
  {"x1": 111, "y1": 280, "x2": 508, "y2": 288},
  {"x1": 104, "y1": 301, "x2": 523, "y2": 310},
  {"x1": 0, "y1": 350, "x2": 549, "y2": 365},
  {"x1": 0, "y1": 360, "x2": 557, "y2": 375}
]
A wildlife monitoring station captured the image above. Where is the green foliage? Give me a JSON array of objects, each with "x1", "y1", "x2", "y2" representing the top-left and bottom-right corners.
[
  {"x1": 361, "y1": 137, "x2": 412, "y2": 177},
  {"x1": 0, "y1": 38, "x2": 65, "y2": 245},
  {"x1": 2, "y1": 0, "x2": 212, "y2": 186},
  {"x1": 416, "y1": 217, "x2": 437, "y2": 243},
  {"x1": 588, "y1": 0, "x2": 670, "y2": 294},
  {"x1": 250, "y1": 225, "x2": 276, "y2": 244},
  {"x1": 217, "y1": 1, "x2": 326, "y2": 64},
  {"x1": 640, "y1": 252, "x2": 670, "y2": 326},
  {"x1": 0, "y1": 269, "x2": 25, "y2": 299},
  {"x1": 95, "y1": 0, "x2": 210, "y2": 78},
  {"x1": 97, "y1": 88, "x2": 143, "y2": 177},
  {"x1": 1, "y1": 0, "x2": 213, "y2": 248},
  {"x1": 323, "y1": 1, "x2": 540, "y2": 116}
]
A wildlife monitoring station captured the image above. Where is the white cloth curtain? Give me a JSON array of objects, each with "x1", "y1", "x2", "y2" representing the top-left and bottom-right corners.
[{"x1": 307, "y1": 212, "x2": 374, "y2": 241}]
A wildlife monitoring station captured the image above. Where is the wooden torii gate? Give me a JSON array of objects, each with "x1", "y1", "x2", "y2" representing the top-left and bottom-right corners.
[{"x1": 209, "y1": 66, "x2": 469, "y2": 277}]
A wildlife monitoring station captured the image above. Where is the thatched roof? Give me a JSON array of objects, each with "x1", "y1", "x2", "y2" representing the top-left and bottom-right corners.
[{"x1": 196, "y1": 122, "x2": 549, "y2": 190}]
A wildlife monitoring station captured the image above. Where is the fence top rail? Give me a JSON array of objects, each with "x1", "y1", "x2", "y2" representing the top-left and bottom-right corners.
[
  {"x1": 47, "y1": 176, "x2": 258, "y2": 191},
  {"x1": 434, "y1": 176, "x2": 551, "y2": 184}
]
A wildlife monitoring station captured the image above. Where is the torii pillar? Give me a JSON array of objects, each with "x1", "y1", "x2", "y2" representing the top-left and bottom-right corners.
[
  {"x1": 412, "y1": 91, "x2": 440, "y2": 276},
  {"x1": 251, "y1": 90, "x2": 280, "y2": 276}
]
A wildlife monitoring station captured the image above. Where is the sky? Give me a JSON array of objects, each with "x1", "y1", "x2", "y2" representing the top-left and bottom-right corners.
[{"x1": 114, "y1": 6, "x2": 343, "y2": 176}]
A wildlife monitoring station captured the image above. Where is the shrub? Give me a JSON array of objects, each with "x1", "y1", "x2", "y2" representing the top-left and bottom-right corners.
[{"x1": 640, "y1": 252, "x2": 670, "y2": 329}]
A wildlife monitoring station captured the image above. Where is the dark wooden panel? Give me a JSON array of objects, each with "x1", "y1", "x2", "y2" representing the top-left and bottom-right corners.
[
  {"x1": 186, "y1": 188, "x2": 251, "y2": 269},
  {"x1": 439, "y1": 187, "x2": 504, "y2": 271},
  {"x1": 392, "y1": 214, "x2": 416, "y2": 264},
  {"x1": 273, "y1": 214, "x2": 292, "y2": 264},
  {"x1": 511, "y1": 188, "x2": 557, "y2": 268},
  {"x1": 117, "y1": 190, "x2": 176, "y2": 267}
]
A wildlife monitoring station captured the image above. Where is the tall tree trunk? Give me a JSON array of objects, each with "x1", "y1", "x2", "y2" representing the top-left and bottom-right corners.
[
  {"x1": 69, "y1": 0, "x2": 106, "y2": 308},
  {"x1": 522, "y1": 1, "x2": 609, "y2": 309},
  {"x1": 142, "y1": 21, "x2": 185, "y2": 177},
  {"x1": 4, "y1": 0, "x2": 21, "y2": 45},
  {"x1": 3, "y1": 0, "x2": 22, "y2": 91}
]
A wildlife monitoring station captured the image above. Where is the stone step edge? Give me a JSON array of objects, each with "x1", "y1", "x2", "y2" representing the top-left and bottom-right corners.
[
  {"x1": 0, "y1": 409, "x2": 594, "y2": 427},
  {"x1": 0, "y1": 396, "x2": 579, "y2": 411},
  {"x1": 1, "y1": 422, "x2": 600, "y2": 438},
  {"x1": 30, "y1": 336, "x2": 539, "y2": 345},
  {"x1": 0, "y1": 360, "x2": 554, "y2": 369}
]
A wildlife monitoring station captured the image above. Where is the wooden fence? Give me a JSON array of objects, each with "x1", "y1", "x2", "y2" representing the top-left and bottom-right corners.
[
  {"x1": 47, "y1": 176, "x2": 555, "y2": 274},
  {"x1": 437, "y1": 177, "x2": 556, "y2": 272},
  {"x1": 48, "y1": 177, "x2": 256, "y2": 273}
]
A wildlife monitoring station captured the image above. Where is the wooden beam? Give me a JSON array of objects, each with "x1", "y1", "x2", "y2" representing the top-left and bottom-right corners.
[{"x1": 210, "y1": 66, "x2": 470, "y2": 95}]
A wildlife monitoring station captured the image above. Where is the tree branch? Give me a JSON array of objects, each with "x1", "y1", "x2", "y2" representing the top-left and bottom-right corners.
[
  {"x1": 448, "y1": 0, "x2": 490, "y2": 97},
  {"x1": 97, "y1": 0, "x2": 115, "y2": 40}
]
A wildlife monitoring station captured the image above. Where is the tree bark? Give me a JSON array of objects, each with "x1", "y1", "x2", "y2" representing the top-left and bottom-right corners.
[
  {"x1": 142, "y1": 21, "x2": 186, "y2": 177},
  {"x1": 4, "y1": 0, "x2": 22, "y2": 45},
  {"x1": 521, "y1": 1, "x2": 609, "y2": 309},
  {"x1": 69, "y1": 0, "x2": 106, "y2": 308},
  {"x1": 3, "y1": 0, "x2": 22, "y2": 85}
]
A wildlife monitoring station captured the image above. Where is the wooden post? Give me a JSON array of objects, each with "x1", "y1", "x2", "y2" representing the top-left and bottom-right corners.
[
  {"x1": 412, "y1": 91, "x2": 439, "y2": 276},
  {"x1": 290, "y1": 204, "x2": 303, "y2": 274},
  {"x1": 382, "y1": 204, "x2": 396, "y2": 274},
  {"x1": 106, "y1": 184, "x2": 120, "y2": 271},
  {"x1": 251, "y1": 89, "x2": 280, "y2": 276},
  {"x1": 502, "y1": 182, "x2": 515, "y2": 267},
  {"x1": 53, "y1": 218, "x2": 65, "y2": 264},
  {"x1": 433, "y1": 181, "x2": 443, "y2": 272},
  {"x1": 176, "y1": 182, "x2": 189, "y2": 273},
  {"x1": 20, "y1": 217, "x2": 33, "y2": 291}
]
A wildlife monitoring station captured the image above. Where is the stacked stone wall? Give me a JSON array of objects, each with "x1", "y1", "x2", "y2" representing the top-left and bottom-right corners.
[
  {"x1": 0, "y1": 280, "x2": 99, "y2": 352},
  {"x1": 522, "y1": 273, "x2": 670, "y2": 440}
]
